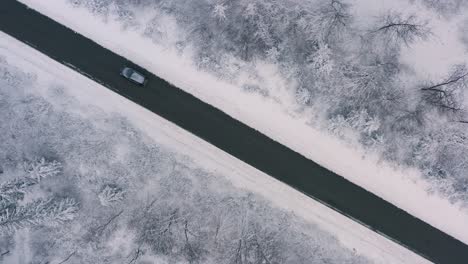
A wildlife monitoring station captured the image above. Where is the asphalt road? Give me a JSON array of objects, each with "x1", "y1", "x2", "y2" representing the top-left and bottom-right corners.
[{"x1": 1, "y1": 1, "x2": 468, "y2": 263}]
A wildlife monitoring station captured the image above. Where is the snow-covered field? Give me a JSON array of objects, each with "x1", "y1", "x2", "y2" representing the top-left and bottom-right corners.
[
  {"x1": 0, "y1": 31, "x2": 432, "y2": 263},
  {"x1": 16, "y1": 0, "x2": 468, "y2": 245}
]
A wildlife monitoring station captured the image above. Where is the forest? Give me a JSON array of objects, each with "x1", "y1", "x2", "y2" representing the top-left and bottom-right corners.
[
  {"x1": 2, "y1": 0, "x2": 468, "y2": 262},
  {"x1": 68, "y1": 0, "x2": 468, "y2": 205},
  {"x1": 0, "y1": 54, "x2": 368, "y2": 263}
]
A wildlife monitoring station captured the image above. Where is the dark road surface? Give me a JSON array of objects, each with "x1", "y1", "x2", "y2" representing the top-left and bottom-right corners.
[{"x1": 1, "y1": 1, "x2": 468, "y2": 263}]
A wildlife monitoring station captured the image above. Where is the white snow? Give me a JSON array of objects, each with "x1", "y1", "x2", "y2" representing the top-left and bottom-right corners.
[
  {"x1": 15, "y1": 0, "x2": 468, "y2": 246},
  {"x1": 0, "y1": 29, "x2": 432, "y2": 264},
  {"x1": 350, "y1": 0, "x2": 468, "y2": 79}
]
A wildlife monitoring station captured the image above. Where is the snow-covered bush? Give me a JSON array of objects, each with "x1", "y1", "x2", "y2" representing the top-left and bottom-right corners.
[
  {"x1": 98, "y1": 184, "x2": 125, "y2": 207},
  {"x1": 295, "y1": 87, "x2": 311, "y2": 105},
  {"x1": 24, "y1": 158, "x2": 62, "y2": 181},
  {"x1": 308, "y1": 43, "x2": 334, "y2": 76}
]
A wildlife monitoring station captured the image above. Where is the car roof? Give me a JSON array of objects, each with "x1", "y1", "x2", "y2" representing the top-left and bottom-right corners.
[{"x1": 130, "y1": 71, "x2": 145, "y2": 83}]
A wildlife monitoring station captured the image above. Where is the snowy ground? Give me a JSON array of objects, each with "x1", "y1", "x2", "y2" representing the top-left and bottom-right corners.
[
  {"x1": 0, "y1": 30, "x2": 431, "y2": 263},
  {"x1": 16, "y1": 0, "x2": 468, "y2": 245}
]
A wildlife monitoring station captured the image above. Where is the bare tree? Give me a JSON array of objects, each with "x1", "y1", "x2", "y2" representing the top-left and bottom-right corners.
[
  {"x1": 421, "y1": 64, "x2": 468, "y2": 116},
  {"x1": 372, "y1": 12, "x2": 431, "y2": 46},
  {"x1": 315, "y1": 0, "x2": 351, "y2": 44}
]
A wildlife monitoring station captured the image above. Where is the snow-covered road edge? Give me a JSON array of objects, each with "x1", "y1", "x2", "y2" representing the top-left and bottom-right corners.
[{"x1": 0, "y1": 29, "x2": 431, "y2": 264}]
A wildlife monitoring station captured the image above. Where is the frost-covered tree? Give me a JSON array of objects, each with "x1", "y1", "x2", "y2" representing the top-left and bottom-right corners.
[
  {"x1": 339, "y1": 62, "x2": 399, "y2": 115},
  {"x1": 98, "y1": 184, "x2": 125, "y2": 207},
  {"x1": 212, "y1": 3, "x2": 228, "y2": 21},
  {"x1": 328, "y1": 109, "x2": 381, "y2": 146},
  {"x1": 295, "y1": 87, "x2": 311, "y2": 106},
  {"x1": 0, "y1": 158, "x2": 78, "y2": 234},
  {"x1": 0, "y1": 158, "x2": 62, "y2": 211},
  {"x1": 307, "y1": 43, "x2": 334, "y2": 76},
  {"x1": 0, "y1": 177, "x2": 37, "y2": 212},
  {"x1": 371, "y1": 11, "x2": 431, "y2": 46},
  {"x1": 0, "y1": 198, "x2": 78, "y2": 234},
  {"x1": 24, "y1": 157, "x2": 62, "y2": 181},
  {"x1": 314, "y1": 0, "x2": 351, "y2": 44},
  {"x1": 420, "y1": 64, "x2": 467, "y2": 117}
]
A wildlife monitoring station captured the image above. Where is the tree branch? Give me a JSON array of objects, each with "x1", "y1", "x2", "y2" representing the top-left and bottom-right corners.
[
  {"x1": 421, "y1": 72, "x2": 468, "y2": 92},
  {"x1": 127, "y1": 246, "x2": 142, "y2": 264},
  {"x1": 56, "y1": 251, "x2": 75, "y2": 264}
]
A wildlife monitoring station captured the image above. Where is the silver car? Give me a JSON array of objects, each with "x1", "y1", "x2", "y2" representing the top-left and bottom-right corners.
[{"x1": 120, "y1": 67, "x2": 147, "y2": 86}]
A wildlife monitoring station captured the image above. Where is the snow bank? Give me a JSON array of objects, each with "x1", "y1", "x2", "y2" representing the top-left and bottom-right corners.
[{"x1": 0, "y1": 29, "x2": 432, "y2": 264}]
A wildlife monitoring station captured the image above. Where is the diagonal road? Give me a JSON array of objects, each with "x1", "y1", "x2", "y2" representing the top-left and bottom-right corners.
[{"x1": 1, "y1": 1, "x2": 467, "y2": 263}]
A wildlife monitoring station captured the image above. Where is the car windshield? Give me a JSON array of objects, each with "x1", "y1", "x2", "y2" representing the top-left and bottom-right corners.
[
  {"x1": 130, "y1": 72, "x2": 145, "y2": 83},
  {"x1": 122, "y1": 67, "x2": 133, "y2": 77}
]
